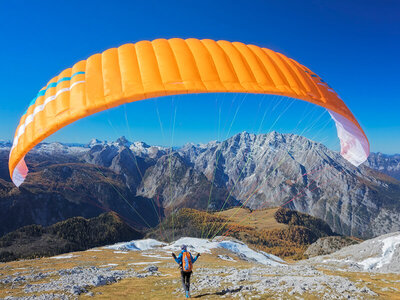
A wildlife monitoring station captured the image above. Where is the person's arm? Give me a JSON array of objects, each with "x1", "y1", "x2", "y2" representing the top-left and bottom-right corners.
[
  {"x1": 174, "y1": 252, "x2": 183, "y2": 265},
  {"x1": 191, "y1": 252, "x2": 200, "y2": 263}
]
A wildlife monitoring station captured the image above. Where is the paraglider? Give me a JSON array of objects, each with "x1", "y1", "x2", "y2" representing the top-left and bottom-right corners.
[{"x1": 8, "y1": 38, "x2": 369, "y2": 187}]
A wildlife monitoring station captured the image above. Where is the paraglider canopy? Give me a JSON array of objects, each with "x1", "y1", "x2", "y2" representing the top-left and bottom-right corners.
[{"x1": 8, "y1": 38, "x2": 369, "y2": 187}]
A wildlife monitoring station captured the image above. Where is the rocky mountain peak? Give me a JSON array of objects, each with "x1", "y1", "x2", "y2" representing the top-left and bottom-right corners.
[
  {"x1": 89, "y1": 138, "x2": 103, "y2": 147},
  {"x1": 116, "y1": 136, "x2": 131, "y2": 147},
  {"x1": 132, "y1": 141, "x2": 150, "y2": 149}
]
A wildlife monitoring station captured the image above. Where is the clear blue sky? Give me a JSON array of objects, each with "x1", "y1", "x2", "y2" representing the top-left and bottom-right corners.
[{"x1": 1, "y1": 0, "x2": 399, "y2": 153}]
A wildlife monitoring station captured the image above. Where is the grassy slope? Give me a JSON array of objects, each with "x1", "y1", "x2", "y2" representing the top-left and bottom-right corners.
[
  {"x1": 147, "y1": 207, "x2": 336, "y2": 260},
  {"x1": 217, "y1": 207, "x2": 288, "y2": 231}
]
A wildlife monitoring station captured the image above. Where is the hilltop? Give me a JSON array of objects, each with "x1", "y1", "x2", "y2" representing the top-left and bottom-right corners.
[
  {"x1": 146, "y1": 207, "x2": 339, "y2": 259},
  {"x1": 0, "y1": 212, "x2": 142, "y2": 262}
]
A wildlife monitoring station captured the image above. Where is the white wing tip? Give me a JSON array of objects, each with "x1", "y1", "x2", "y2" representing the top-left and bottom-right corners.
[
  {"x1": 12, "y1": 158, "x2": 28, "y2": 187},
  {"x1": 328, "y1": 110, "x2": 370, "y2": 167}
]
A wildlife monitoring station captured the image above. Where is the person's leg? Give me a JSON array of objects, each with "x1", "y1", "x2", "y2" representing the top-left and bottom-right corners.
[
  {"x1": 183, "y1": 272, "x2": 189, "y2": 291},
  {"x1": 186, "y1": 272, "x2": 191, "y2": 292},
  {"x1": 181, "y1": 271, "x2": 187, "y2": 292},
  {"x1": 186, "y1": 271, "x2": 192, "y2": 296}
]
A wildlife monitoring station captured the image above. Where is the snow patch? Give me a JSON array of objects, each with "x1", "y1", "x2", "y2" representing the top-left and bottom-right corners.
[
  {"x1": 164, "y1": 237, "x2": 215, "y2": 253},
  {"x1": 105, "y1": 239, "x2": 166, "y2": 251},
  {"x1": 141, "y1": 254, "x2": 170, "y2": 259},
  {"x1": 51, "y1": 254, "x2": 79, "y2": 259},
  {"x1": 308, "y1": 231, "x2": 400, "y2": 273},
  {"x1": 358, "y1": 234, "x2": 400, "y2": 271},
  {"x1": 128, "y1": 261, "x2": 162, "y2": 265},
  {"x1": 217, "y1": 240, "x2": 283, "y2": 265},
  {"x1": 217, "y1": 255, "x2": 236, "y2": 262},
  {"x1": 108, "y1": 237, "x2": 284, "y2": 266},
  {"x1": 100, "y1": 263, "x2": 118, "y2": 267}
]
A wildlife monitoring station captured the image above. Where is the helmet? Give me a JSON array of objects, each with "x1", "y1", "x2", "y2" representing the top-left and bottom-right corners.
[{"x1": 181, "y1": 244, "x2": 187, "y2": 251}]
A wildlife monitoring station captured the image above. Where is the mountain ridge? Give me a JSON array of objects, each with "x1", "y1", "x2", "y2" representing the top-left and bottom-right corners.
[{"x1": 1, "y1": 131, "x2": 399, "y2": 239}]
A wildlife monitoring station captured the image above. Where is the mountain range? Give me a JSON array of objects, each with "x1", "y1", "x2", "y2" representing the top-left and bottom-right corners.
[{"x1": 0, "y1": 132, "x2": 399, "y2": 239}]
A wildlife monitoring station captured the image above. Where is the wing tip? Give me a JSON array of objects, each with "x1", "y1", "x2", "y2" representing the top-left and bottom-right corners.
[
  {"x1": 328, "y1": 110, "x2": 370, "y2": 167},
  {"x1": 11, "y1": 157, "x2": 28, "y2": 187}
]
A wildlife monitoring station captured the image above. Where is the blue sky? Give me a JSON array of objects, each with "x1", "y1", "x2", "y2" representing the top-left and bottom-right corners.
[{"x1": 1, "y1": 0, "x2": 399, "y2": 153}]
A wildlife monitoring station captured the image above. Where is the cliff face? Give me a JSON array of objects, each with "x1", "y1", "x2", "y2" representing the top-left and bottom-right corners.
[
  {"x1": 136, "y1": 152, "x2": 239, "y2": 212},
  {"x1": 177, "y1": 132, "x2": 400, "y2": 238}
]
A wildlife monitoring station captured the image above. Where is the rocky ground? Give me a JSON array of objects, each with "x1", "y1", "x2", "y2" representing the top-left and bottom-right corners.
[
  {"x1": 176, "y1": 265, "x2": 380, "y2": 299},
  {"x1": 0, "y1": 236, "x2": 399, "y2": 299},
  {"x1": 1, "y1": 264, "x2": 159, "y2": 299}
]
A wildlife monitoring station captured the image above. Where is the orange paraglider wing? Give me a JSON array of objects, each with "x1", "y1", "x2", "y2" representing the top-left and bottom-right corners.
[{"x1": 9, "y1": 38, "x2": 369, "y2": 186}]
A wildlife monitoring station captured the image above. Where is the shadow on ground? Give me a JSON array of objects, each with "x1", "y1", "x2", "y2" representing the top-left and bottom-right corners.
[{"x1": 193, "y1": 287, "x2": 243, "y2": 298}]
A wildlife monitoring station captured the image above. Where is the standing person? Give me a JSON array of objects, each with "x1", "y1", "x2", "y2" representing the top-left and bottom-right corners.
[{"x1": 172, "y1": 245, "x2": 200, "y2": 298}]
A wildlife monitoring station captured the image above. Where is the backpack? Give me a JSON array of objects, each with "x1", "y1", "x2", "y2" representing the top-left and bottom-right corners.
[{"x1": 182, "y1": 251, "x2": 193, "y2": 272}]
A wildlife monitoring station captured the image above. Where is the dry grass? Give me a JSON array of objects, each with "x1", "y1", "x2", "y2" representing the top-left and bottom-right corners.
[
  {"x1": 82, "y1": 248, "x2": 261, "y2": 299},
  {"x1": 321, "y1": 268, "x2": 400, "y2": 300},
  {"x1": 216, "y1": 207, "x2": 288, "y2": 231}
]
